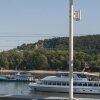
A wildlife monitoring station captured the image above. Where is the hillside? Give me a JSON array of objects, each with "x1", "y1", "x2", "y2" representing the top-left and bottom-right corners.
[
  {"x1": 16, "y1": 34, "x2": 100, "y2": 54},
  {"x1": 0, "y1": 34, "x2": 100, "y2": 72}
]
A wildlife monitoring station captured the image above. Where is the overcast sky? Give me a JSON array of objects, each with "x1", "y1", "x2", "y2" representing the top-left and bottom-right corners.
[{"x1": 0, "y1": 0, "x2": 100, "y2": 51}]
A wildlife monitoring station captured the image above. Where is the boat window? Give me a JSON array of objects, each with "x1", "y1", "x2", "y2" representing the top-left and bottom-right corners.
[
  {"x1": 88, "y1": 83, "x2": 92, "y2": 86},
  {"x1": 73, "y1": 82, "x2": 77, "y2": 86},
  {"x1": 94, "y1": 83, "x2": 98, "y2": 87},
  {"x1": 78, "y1": 83, "x2": 82, "y2": 86},
  {"x1": 57, "y1": 82, "x2": 61, "y2": 85},
  {"x1": 52, "y1": 82, "x2": 56, "y2": 85},
  {"x1": 62, "y1": 82, "x2": 66, "y2": 86},
  {"x1": 48, "y1": 82, "x2": 52, "y2": 85},
  {"x1": 44, "y1": 81, "x2": 47, "y2": 85},
  {"x1": 67, "y1": 82, "x2": 69, "y2": 86},
  {"x1": 83, "y1": 83, "x2": 87, "y2": 86}
]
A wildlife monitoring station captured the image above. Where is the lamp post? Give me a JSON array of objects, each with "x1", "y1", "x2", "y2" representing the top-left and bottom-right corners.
[
  {"x1": 69, "y1": 0, "x2": 81, "y2": 100},
  {"x1": 69, "y1": 0, "x2": 74, "y2": 100}
]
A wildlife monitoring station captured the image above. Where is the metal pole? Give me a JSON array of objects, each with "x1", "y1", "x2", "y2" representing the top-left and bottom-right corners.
[{"x1": 69, "y1": 0, "x2": 74, "y2": 100}]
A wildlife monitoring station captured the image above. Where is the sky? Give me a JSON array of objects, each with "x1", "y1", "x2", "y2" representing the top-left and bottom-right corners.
[{"x1": 0, "y1": 0, "x2": 100, "y2": 51}]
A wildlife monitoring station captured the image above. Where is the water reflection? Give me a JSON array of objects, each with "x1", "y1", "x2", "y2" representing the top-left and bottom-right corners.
[
  {"x1": 30, "y1": 90, "x2": 100, "y2": 99},
  {"x1": 0, "y1": 82, "x2": 29, "y2": 95}
]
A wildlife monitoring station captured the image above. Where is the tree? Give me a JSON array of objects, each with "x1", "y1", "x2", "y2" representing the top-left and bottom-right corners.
[
  {"x1": 32, "y1": 54, "x2": 49, "y2": 70},
  {"x1": 9, "y1": 51, "x2": 23, "y2": 70},
  {"x1": 0, "y1": 53, "x2": 9, "y2": 69},
  {"x1": 22, "y1": 51, "x2": 34, "y2": 70}
]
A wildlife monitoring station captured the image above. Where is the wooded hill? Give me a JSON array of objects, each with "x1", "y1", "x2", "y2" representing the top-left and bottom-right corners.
[
  {"x1": 0, "y1": 34, "x2": 100, "y2": 72},
  {"x1": 17, "y1": 34, "x2": 100, "y2": 54}
]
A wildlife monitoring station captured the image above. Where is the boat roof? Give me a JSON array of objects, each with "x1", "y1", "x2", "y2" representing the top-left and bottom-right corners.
[
  {"x1": 41, "y1": 76, "x2": 67, "y2": 82},
  {"x1": 15, "y1": 71, "x2": 32, "y2": 76}
]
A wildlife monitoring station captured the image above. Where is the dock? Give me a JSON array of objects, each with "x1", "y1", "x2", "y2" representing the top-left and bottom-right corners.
[{"x1": 0, "y1": 95, "x2": 100, "y2": 100}]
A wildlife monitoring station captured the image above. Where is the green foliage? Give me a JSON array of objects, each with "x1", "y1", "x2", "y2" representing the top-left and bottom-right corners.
[
  {"x1": 0, "y1": 52, "x2": 9, "y2": 69},
  {"x1": 8, "y1": 51, "x2": 23, "y2": 70},
  {"x1": 0, "y1": 35, "x2": 100, "y2": 72}
]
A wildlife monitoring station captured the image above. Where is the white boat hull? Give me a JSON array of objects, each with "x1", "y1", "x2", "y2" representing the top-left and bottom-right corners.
[{"x1": 29, "y1": 83, "x2": 100, "y2": 94}]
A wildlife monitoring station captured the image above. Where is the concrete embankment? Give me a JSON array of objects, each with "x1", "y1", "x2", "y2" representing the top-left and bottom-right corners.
[{"x1": 0, "y1": 95, "x2": 100, "y2": 100}]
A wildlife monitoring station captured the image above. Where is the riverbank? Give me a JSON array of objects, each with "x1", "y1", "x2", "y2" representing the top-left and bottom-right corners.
[
  {"x1": 0, "y1": 70, "x2": 59, "y2": 75},
  {"x1": 0, "y1": 70, "x2": 100, "y2": 76}
]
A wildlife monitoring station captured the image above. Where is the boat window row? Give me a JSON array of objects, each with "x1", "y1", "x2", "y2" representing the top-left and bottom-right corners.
[{"x1": 38, "y1": 81, "x2": 100, "y2": 87}]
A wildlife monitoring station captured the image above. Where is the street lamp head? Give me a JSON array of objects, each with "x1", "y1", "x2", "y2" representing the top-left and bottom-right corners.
[{"x1": 73, "y1": 10, "x2": 81, "y2": 21}]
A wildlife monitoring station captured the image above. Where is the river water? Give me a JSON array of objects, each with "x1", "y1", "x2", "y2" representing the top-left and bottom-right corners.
[{"x1": 0, "y1": 82, "x2": 100, "y2": 99}]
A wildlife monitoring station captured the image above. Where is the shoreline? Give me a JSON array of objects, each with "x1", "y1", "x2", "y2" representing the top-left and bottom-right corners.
[
  {"x1": 0, "y1": 70, "x2": 63, "y2": 75},
  {"x1": 0, "y1": 70, "x2": 100, "y2": 76}
]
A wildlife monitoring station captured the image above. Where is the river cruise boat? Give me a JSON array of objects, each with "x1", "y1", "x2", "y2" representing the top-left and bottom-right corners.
[
  {"x1": 13, "y1": 72, "x2": 34, "y2": 82},
  {"x1": 0, "y1": 72, "x2": 35, "y2": 82},
  {"x1": 29, "y1": 72, "x2": 100, "y2": 94}
]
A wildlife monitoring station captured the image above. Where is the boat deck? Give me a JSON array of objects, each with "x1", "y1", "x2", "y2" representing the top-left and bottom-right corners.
[{"x1": 0, "y1": 95, "x2": 99, "y2": 100}]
